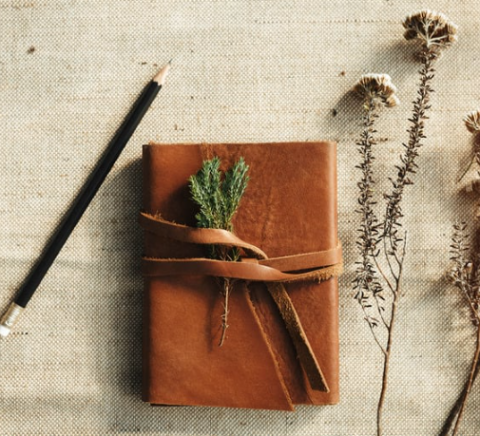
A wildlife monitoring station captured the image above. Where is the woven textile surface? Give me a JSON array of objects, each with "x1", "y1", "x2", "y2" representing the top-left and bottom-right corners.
[{"x1": 0, "y1": 0, "x2": 478, "y2": 434}]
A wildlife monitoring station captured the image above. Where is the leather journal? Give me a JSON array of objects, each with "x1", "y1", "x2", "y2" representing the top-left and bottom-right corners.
[{"x1": 140, "y1": 142, "x2": 342, "y2": 411}]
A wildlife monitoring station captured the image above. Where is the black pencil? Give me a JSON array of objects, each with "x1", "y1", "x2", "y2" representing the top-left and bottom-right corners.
[{"x1": 0, "y1": 61, "x2": 171, "y2": 337}]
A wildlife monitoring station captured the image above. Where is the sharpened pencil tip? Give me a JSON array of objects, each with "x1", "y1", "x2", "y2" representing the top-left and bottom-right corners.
[{"x1": 153, "y1": 61, "x2": 172, "y2": 86}]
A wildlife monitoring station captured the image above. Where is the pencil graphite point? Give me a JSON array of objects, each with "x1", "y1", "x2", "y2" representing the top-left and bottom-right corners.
[{"x1": 153, "y1": 61, "x2": 172, "y2": 86}]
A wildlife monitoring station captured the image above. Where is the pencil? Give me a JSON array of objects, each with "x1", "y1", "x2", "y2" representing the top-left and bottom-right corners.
[{"x1": 0, "y1": 61, "x2": 171, "y2": 337}]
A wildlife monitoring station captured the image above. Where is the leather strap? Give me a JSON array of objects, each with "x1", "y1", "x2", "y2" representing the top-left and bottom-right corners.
[
  {"x1": 139, "y1": 212, "x2": 343, "y2": 393},
  {"x1": 142, "y1": 257, "x2": 343, "y2": 283},
  {"x1": 139, "y1": 212, "x2": 343, "y2": 280},
  {"x1": 139, "y1": 212, "x2": 268, "y2": 258},
  {"x1": 266, "y1": 282, "x2": 329, "y2": 392}
]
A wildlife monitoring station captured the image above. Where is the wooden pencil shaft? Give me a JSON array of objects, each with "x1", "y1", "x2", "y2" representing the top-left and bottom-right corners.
[{"x1": 15, "y1": 80, "x2": 161, "y2": 308}]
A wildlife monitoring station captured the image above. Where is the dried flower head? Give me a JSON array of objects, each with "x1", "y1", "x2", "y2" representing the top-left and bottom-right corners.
[
  {"x1": 403, "y1": 10, "x2": 458, "y2": 52},
  {"x1": 464, "y1": 110, "x2": 480, "y2": 134},
  {"x1": 459, "y1": 111, "x2": 480, "y2": 185},
  {"x1": 353, "y1": 74, "x2": 400, "y2": 108}
]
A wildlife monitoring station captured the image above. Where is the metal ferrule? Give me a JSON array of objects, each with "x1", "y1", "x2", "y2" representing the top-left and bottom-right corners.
[{"x1": 0, "y1": 302, "x2": 24, "y2": 337}]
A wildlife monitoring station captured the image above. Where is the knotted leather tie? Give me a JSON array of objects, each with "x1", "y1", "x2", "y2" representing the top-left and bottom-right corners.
[{"x1": 139, "y1": 212, "x2": 343, "y2": 393}]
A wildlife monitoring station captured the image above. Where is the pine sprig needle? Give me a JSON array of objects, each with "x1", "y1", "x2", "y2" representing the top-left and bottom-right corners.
[{"x1": 189, "y1": 157, "x2": 249, "y2": 346}]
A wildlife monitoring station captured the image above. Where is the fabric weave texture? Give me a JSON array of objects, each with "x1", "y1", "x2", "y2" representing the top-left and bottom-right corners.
[{"x1": 0, "y1": 0, "x2": 478, "y2": 434}]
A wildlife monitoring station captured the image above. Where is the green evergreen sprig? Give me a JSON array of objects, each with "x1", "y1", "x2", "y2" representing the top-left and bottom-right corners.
[
  {"x1": 189, "y1": 156, "x2": 249, "y2": 233},
  {"x1": 188, "y1": 156, "x2": 250, "y2": 346}
]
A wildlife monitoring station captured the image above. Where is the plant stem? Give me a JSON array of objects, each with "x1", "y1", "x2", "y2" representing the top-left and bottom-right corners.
[
  {"x1": 358, "y1": 97, "x2": 378, "y2": 271},
  {"x1": 377, "y1": 290, "x2": 399, "y2": 436},
  {"x1": 383, "y1": 51, "x2": 435, "y2": 242},
  {"x1": 218, "y1": 278, "x2": 232, "y2": 347},
  {"x1": 439, "y1": 359, "x2": 480, "y2": 436},
  {"x1": 451, "y1": 326, "x2": 480, "y2": 436},
  {"x1": 354, "y1": 96, "x2": 383, "y2": 318},
  {"x1": 441, "y1": 225, "x2": 479, "y2": 436},
  {"x1": 377, "y1": 235, "x2": 405, "y2": 436},
  {"x1": 375, "y1": 50, "x2": 435, "y2": 436},
  {"x1": 361, "y1": 303, "x2": 387, "y2": 355}
]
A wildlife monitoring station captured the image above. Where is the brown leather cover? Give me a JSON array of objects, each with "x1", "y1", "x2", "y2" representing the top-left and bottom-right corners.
[{"x1": 141, "y1": 142, "x2": 340, "y2": 410}]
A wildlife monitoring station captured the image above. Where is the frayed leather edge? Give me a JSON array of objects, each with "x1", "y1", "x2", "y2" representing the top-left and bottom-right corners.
[{"x1": 277, "y1": 263, "x2": 344, "y2": 284}]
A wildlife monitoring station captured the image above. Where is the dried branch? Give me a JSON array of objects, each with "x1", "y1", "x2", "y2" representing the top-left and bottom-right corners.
[
  {"x1": 441, "y1": 135, "x2": 480, "y2": 435},
  {"x1": 352, "y1": 10, "x2": 457, "y2": 436}
]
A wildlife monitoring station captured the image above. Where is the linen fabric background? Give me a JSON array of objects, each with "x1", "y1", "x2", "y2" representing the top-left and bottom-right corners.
[{"x1": 0, "y1": 0, "x2": 477, "y2": 434}]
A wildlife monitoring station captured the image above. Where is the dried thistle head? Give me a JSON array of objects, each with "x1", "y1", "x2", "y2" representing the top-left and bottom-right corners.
[
  {"x1": 403, "y1": 10, "x2": 458, "y2": 54},
  {"x1": 353, "y1": 74, "x2": 400, "y2": 109},
  {"x1": 464, "y1": 110, "x2": 480, "y2": 134}
]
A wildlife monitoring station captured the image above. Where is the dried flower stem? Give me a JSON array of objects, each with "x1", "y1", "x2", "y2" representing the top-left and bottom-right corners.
[
  {"x1": 377, "y1": 296, "x2": 397, "y2": 436},
  {"x1": 354, "y1": 94, "x2": 384, "y2": 347},
  {"x1": 352, "y1": 10, "x2": 456, "y2": 435},
  {"x1": 452, "y1": 327, "x2": 480, "y2": 436},
  {"x1": 376, "y1": 235, "x2": 406, "y2": 436},
  {"x1": 372, "y1": 54, "x2": 434, "y2": 436},
  {"x1": 440, "y1": 362, "x2": 480, "y2": 436},
  {"x1": 383, "y1": 50, "x2": 434, "y2": 242},
  {"x1": 441, "y1": 223, "x2": 480, "y2": 435},
  {"x1": 374, "y1": 52, "x2": 435, "y2": 436},
  {"x1": 353, "y1": 49, "x2": 437, "y2": 436},
  {"x1": 352, "y1": 73, "x2": 402, "y2": 436}
]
